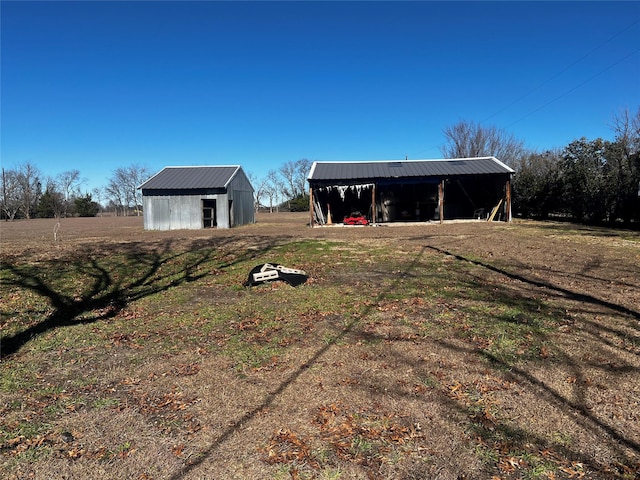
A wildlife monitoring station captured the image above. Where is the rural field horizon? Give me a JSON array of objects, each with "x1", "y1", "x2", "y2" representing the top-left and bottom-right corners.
[{"x1": 1, "y1": 213, "x2": 639, "y2": 479}]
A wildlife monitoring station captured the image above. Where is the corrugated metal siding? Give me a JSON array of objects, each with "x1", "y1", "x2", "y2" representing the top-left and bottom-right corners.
[
  {"x1": 141, "y1": 165, "x2": 255, "y2": 230},
  {"x1": 144, "y1": 195, "x2": 210, "y2": 230},
  {"x1": 309, "y1": 157, "x2": 513, "y2": 182},
  {"x1": 227, "y1": 170, "x2": 255, "y2": 227}
]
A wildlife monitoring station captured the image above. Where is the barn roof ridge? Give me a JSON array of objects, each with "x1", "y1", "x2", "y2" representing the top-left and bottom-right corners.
[
  {"x1": 308, "y1": 157, "x2": 514, "y2": 182},
  {"x1": 139, "y1": 165, "x2": 245, "y2": 190},
  {"x1": 311, "y1": 156, "x2": 497, "y2": 164},
  {"x1": 162, "y1": 165, "x2": 242, "y2": 169}
]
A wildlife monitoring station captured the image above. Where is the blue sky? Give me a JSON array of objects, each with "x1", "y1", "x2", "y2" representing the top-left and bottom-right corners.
[{"x1": 2, "y1": 1, "x2": 639, "y2": 194}]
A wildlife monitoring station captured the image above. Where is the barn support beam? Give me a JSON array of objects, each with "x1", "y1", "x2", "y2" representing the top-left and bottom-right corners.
[
  {"x1": 309, "y1": 187, "x2": 315, "y2": 228},
  {"x1": 371, "y1": 184, "x2": 377, "y2": 224},
  {"x1": 438, "y1": 180, "x2": 444, "y2": 224},
  {"x1": 505, "y1": 179, "x2": 512, "y2": 222}
]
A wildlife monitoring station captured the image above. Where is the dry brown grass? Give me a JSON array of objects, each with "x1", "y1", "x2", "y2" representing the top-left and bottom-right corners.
[{"x1": 1, "y1": 213, "x2": 639, "y2": 479}]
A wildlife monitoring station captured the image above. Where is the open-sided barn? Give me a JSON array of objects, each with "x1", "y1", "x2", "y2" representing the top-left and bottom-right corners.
[
  {"x1": 307, "y1": 157, "x2": 514, "y2": 226},
  {"x1": 139, "y1": 166, "x2": 254, "y2": 230}
]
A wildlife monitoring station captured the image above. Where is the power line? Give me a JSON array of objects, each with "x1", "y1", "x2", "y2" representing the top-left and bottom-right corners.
[
  {"x1": 505, "y1": 47, "x2": 640, "y2": 129},
  {"x1": 481, "y1": 18, "x2": 640, "y2": 125}
]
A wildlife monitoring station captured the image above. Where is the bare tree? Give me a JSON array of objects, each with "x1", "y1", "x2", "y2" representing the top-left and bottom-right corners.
[
  {"x1": 106, "y1": 164, "x2": 150, "y2": 216},
  {"x1": 295, "y1": 158, "x2": 313, "y2": 195},
  {"x1": 441, "y1": 120, "x2": 527, "y2": 166},
  {"x1": 13, "y1": 162, "x2": 42, "y2": 219},
  {"x1": 56, "y1": 169, "x2": 84, "y2": 217},
  {"x1": 609, "y1": 107, "x2": 640, "y2": 156},
  {"x1": 247, "y1": 171, "x2": 266, "y2": 212},
  {"x1": 91, "y1": 187, "x2": 105, "y2": 215},
  {"x1": 262, "y1": 169, "x2": 282, "y2": 213},
  {"x1": 128, "y1": 164, "x2": 151, "y2": 214},
  {"x1": 606, "y1": 107, "x2": 640, "y2": 223},
  {"x1": 279, "y1": 158, "x2": 312, "y2": 200},
  {"x1": 279, "y1": 161, "x2": 296, "y2": 209},
  {"x1": 1, "y1": 168, "x2": 21, "y2": 220},
  {"x1": 105, "y1": 172, "x2": 127, "y2": 216}
]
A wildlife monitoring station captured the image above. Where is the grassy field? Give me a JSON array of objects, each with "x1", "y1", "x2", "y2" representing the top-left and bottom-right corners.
[{"x1": 1, "y1": 213, "x2": 639, "y2": 479}]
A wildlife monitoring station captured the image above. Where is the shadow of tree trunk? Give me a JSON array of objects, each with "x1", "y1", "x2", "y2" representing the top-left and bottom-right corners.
[{"x1": 1, "y1": 237, "x2": 278, "y2": 359}]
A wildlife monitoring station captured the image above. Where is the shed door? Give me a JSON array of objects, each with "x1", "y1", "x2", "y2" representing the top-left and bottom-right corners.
[{"x1": 203, "y1": 199, "x2": 216, "y2": 228}]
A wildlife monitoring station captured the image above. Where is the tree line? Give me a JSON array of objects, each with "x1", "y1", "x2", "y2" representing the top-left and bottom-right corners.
[
  {"x1": 0, "y1": 164, "x2": 151, "y2": 220},
  {"x1": 249, "y1": 158, "x2": 313, "y2": 213},
  {"x1": 0, "y1": 159, "x2": 312, "y2": 220},
  {"x1": 2, "y1": 107, "x2": 639, "y2": 225},
  {"x1": 440, "y1": 108, "x2": 640, "y2": 225},
  {"x1": 512, "y1": 110, "x2": 640, "y2": 224}
]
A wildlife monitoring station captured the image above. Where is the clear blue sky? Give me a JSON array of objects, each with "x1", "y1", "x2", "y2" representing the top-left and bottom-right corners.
[{"x1": 2, "y1": 1, "x2": 639, "y2": 194}]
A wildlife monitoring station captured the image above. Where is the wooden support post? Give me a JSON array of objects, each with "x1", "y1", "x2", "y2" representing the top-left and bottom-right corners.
[
  {"x1": 371, "y1": 184, "x2": 377, "y2": 224},
  {"x1": 438, "y1": 180, "x2": 444, "y2": 224},
  {"x1": 309, "y1": 187, "x2": 314, "y2": 228},
  {"x1": 505, "y1": 179, "x2": 512, "y2": 222}
]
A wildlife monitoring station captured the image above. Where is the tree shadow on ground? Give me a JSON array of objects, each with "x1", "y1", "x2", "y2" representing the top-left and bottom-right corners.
[
  {"x1": 165, "y1": 246, "x2": 431, "y2": 480},
  {"x1": 0, "y1": 236, "x2": 279, "y2": 359},
  {"x1": 6, "y1": 231, "x2": 636, "y2": 477},
  {"x1": 424, "y1": 245, "x2": 640, "y2": 322},
  {"x1": 418, "y1": 244, "x2": 639, "y2": 471},
  {"x1": 168, "y1": 240, "x2": 639, "y2": 478},
  {"x1": 345, "y1": 334, "x2": 639, "y2": 478},
  {"x1": 524, "y1": 221, "x2": 640, "y2": 237},
  {"x1": 341, "y1": 246, "x2": 640, "y2": 476}
]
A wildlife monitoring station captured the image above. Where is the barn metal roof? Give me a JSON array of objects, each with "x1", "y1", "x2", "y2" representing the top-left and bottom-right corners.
[
  {"x1": 139, "y1": 166, "x2": 241, "y2": 190},
  {"x1": 308, "y1": 157, "x2": 514, "y2": 183}
]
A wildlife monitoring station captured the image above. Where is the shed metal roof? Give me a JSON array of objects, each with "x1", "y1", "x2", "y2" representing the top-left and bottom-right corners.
[
  {"x1": 308, "y1": 157, "x2": 513, "y2": 183},
  {"x1": 139, "y1": 166, "x2": 241, "y2": 190}
]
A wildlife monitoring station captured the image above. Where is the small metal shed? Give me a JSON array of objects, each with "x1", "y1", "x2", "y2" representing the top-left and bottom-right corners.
[
  {"x1": 139, "y1": 166, "x2": 255, "y2": 230},
  {"x1": 307, "y1": 157, "x2": 514, "y2": 226}
]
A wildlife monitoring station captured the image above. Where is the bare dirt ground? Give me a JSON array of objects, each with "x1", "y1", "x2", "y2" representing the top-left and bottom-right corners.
[{"x1": 1, "y1": 213, "x2": 639, "y2": 479}]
